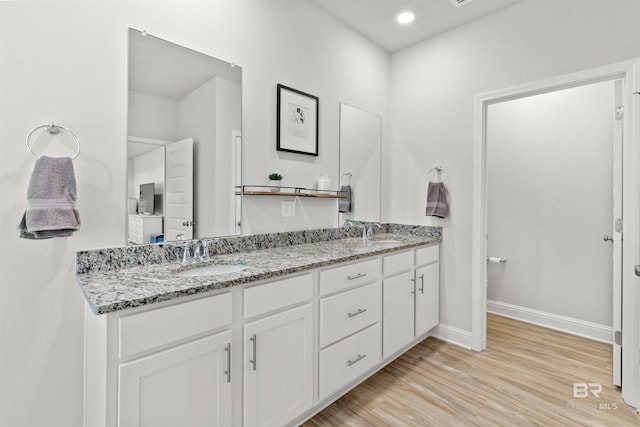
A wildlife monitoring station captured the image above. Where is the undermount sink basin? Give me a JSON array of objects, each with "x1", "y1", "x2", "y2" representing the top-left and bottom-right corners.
[
  {"x1": 369, "y1": 238, "x2": 405, "y2": 244},
  {"x1": 174, "y1": 263, "x2": 250, "y2": 277}
]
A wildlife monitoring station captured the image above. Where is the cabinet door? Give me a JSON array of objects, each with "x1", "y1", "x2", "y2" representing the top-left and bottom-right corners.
[
  {"x1": 382, "y1": 271, "x2": 415, "y2": 358},
  {"x1": 415, "y1": 263, "x2": 439, "y2": 336},
  {"x1": 244, "y1": 304, "x2": 313, "y2": 427},
  {"x1": 118, "y1": 330, "x2": 232, "y2": 427}
]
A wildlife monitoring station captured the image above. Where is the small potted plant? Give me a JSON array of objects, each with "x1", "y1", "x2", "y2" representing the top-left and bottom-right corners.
[{"x1": 268, "y1": 173, "x2": 283, "y2": 192}]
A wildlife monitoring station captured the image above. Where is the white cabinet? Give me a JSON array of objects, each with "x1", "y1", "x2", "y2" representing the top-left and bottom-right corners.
[
  {"x1": 382, "y1": 244, "x2": 439, "y2": 358},
  {"x1": 317, "y1": 258, "x2": 382, "y2": 400},
  {"x1": 128, "y1": 214, "x2": 163, "y2": 244},
  {"x1": 415, "y1": 244, "x2": 440, "y2": 337},
  {"x1": 319, "y1": 323, "x2": 381, "y2": 399},
  {"x1": 382, "y1": 271, "x2": 415, "y2": 358},
  {"x1": 243, "y1": 304, "x2": 314, "y2": 427},
  {"x1": 118, "y1": 331, "x2": 232, "y2": 427},
  {"x1": 85, "y1": 243, "x2": 439, "y2": 427},
  {"x1": 415, "y1": 263, "x2": 439, "y2": 336},
  {"x1": 319, "y1": 282, "x2": 380, "y2": 347}
]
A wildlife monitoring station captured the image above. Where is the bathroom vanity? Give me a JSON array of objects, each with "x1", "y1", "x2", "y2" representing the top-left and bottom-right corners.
[{"x1": 77, "y1": 224, "x2": 441, "y2": 427}]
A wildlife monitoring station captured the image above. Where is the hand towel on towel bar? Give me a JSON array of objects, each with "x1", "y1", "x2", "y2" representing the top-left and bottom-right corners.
[
  {"x1": 18, "y1": 156, "x2": 80, "y2": 239},
  {"x1": 338, "y1": 185, "x2": 352, "y2": 213},
  {"x1": 425, "y1": 181, "x2": 449, "y2": 218}
]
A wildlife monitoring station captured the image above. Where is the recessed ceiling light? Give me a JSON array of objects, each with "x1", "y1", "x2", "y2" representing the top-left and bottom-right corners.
[{"x1": 396, "y1": 9, "x2": 415, "y2": 25}]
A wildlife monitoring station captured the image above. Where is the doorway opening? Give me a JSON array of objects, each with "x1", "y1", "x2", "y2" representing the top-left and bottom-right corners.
[
  {"x1": 471, "y1": 59, "x2": 640, "y2": 409},
  {"x1": 484, "y1": 80, "x2": 621, "y2": 384}
]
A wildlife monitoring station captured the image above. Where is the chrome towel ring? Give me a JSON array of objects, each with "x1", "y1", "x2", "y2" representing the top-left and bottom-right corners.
[{"x1": 26, "y1": 123, "x2": 80, "y2": 159}]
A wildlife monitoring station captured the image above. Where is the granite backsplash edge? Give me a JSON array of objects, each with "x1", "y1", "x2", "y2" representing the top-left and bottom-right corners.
[{"x1": 76, "y1": 222, "x2": 442, "y2": 274}]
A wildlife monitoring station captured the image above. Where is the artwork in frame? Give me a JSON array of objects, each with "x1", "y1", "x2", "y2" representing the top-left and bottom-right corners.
[{"x1": 276, "y1": 84, "x2": 319, "y2": 156}]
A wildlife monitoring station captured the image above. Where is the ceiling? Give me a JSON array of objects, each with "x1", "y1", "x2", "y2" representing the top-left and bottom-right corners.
[{"x1": 309, "y1": 0, "x2": 523, "y2": 52}]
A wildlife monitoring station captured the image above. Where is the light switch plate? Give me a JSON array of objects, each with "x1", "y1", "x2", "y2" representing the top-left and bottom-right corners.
[{"x1": 282, "y1": 201, "x2": 296, "y2": 217}]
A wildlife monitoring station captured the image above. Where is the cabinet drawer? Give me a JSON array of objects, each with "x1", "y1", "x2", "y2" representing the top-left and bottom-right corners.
[
  {"x1": 320, "y1": 282, "x2": 380, "y2": 347},
  {"x1": 119, "y1": 292, "x2": 232, "y2": 358},
  {"x1": 319, "y1": 258, "x2": 380, "y2": 296},
  {"x1": 244, "y1": 273, "x2": 313, "y2": 319},
  {"x1": 383, "y1": 250, "x2": 413, "y2": 276},
  {"x1": 416, "y1": 244, "x2": 439, "y2": 266},
  {"x1": 319, "y1": 323, "x2": 381, "y2": 399},
  {"x1": 129, "y1": 216, "x2": 142, "y2": 226}
]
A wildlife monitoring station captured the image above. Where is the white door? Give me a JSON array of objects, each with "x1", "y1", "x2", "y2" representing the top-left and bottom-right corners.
[
  {"x1": 118, "y1": 331, "x2": 233, "y2": 427},
  {"x1": 243, "y1": 304, "x2": 313, "y2": 427},
  {"x1": 611, "y1": 80, "x2": 623, "y2": 386},
  {"x1": 415, "y1": 263, "x2": 439, "y2": 336},
  {"x1": 165, "y1": 138, "x2": 194, "y2": 241},
  {"x1": 382, "y1": 271, "x2": 415, "y2": 358}
]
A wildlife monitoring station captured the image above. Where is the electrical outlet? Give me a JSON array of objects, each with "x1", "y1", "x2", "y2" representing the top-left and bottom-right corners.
[{"x1": 282, "y1": 201, "x2": 296, "y2": 217}]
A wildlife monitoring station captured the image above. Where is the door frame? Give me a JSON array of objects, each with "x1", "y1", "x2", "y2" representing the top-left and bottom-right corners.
[{"x1": 471, "y1": 59, "x2": 640, "y2": 408}]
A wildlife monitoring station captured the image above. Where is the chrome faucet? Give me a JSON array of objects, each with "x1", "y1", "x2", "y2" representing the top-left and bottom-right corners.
[
  {"x1": 181, "y1": 241, "x2": 194, "y2": 265},
  {"x1": 179, "y1": 240, "x2": 210, "y2": 265},
  {"x1": 363, "y1": 223, "x2": 382, "y2": 240},
  {"x1": 195, "y1": 240, "x2": 210, "y2": 262}
]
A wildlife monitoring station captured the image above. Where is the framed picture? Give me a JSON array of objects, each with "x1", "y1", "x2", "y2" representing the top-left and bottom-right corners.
[{"x1": 277, "y1": 84, "x2": 319, "y2": 156}]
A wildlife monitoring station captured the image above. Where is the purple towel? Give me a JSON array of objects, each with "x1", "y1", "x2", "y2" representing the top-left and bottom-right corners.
[
  {"x1": 18, "y1": 156, "x2": 80, "y2": 239},
  {"x1": 425, "y1": 181, "x2": 449, "y2": 218}
]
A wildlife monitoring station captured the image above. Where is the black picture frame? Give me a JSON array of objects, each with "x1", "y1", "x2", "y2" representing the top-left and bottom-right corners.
[{"x1": 276, "y1": 84, "x2": 319, "y2": 156}]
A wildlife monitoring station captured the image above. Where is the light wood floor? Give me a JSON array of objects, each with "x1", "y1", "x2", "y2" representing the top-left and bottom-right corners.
[{"x1": 304, "y1": 314, "x2": 640, "y2": 426}]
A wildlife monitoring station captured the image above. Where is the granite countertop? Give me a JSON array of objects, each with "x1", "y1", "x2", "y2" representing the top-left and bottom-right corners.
[{"x1": 76, "y1": 224, "x2": 441, "y2": 315}]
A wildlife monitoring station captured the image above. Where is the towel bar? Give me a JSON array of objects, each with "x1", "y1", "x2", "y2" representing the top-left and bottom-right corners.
[{"x1": 26, "y1": 122, "x2": 80, "y2": 159}]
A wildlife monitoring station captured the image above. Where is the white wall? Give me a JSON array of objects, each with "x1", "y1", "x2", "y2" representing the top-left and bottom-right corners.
[
  {"x1": 389, "y1": 0, "x2": 640, "y2": 336},
  {"x1": 213, "y1": 77, "x2": 242, "y2": 236},
  {"x1": 0, "y1": 2, "x2": 389, "y2": 426},
  {"x1": 178, "y1": 77, "x2": 217, "y2": 238},
  {"x1": 486, "y1": 81, "x2": 614, "y2": 326}
]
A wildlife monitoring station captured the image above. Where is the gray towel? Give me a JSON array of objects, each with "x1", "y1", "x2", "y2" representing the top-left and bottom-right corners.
[
  {"x1": 425, "y1": 181, "x2": 449, "y2": 218},
  {"x1": 338, "y1": 185, "x2": 352, "y2": 213},
  {"x1": 18, "y1": 156, "x2": 80, "y2": 239}
]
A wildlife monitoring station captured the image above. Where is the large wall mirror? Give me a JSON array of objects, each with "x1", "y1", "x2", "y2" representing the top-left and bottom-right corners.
[
  {"x1": 127, "y1": 28, "x2": 242, "y2": 244},
  {"x1": 338, "y1": 103, "x2": 382, "y2": 224}
]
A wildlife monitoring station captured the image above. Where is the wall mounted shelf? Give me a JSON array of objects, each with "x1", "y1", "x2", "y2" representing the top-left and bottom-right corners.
[{"x1": 236, "y1": 185, "x2": 346, "y2": 199}]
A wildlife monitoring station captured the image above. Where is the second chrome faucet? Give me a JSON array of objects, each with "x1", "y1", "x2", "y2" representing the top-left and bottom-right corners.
[{"x1": 181, "y1": 240, "x2": 210, "y2": 265}]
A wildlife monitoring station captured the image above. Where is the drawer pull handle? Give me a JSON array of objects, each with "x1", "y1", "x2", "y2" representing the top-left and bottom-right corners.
[
  {"x1": 347, "y1": 353, "x2": 366, "y2": 367},
  {"x1": 249, "y1": 334, "x2": 257, "y2": 371},
  {"x1": 347, "y1": 273, "x2": 366, "y2": 280},
  {"x1": 224, "y1": 343, "x2": 231, "y2": 383},
  {"x1": 419, "y1": 274, "x2": 425, "y2": 294},
  {"x1": 347, "y1": 308, "x2": 367, "y2": 318}
]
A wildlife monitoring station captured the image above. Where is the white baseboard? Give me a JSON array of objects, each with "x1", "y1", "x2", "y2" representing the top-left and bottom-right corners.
[
  {"x1": 487, "y1": 299, "x2": 613, "y2": 344},
  {"x1": 432, "y1": 323, "x2": 473, "y2": 350}
]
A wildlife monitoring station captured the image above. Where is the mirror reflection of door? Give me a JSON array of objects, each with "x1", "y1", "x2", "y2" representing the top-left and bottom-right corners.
[{"x1": 165, "y1": 138, "x2": 194, "y2": 241}]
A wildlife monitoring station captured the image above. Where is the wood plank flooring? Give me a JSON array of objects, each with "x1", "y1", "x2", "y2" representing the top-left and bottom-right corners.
[{"x1": 304, "y1": 314, "x2": 640, "y2": 426}]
